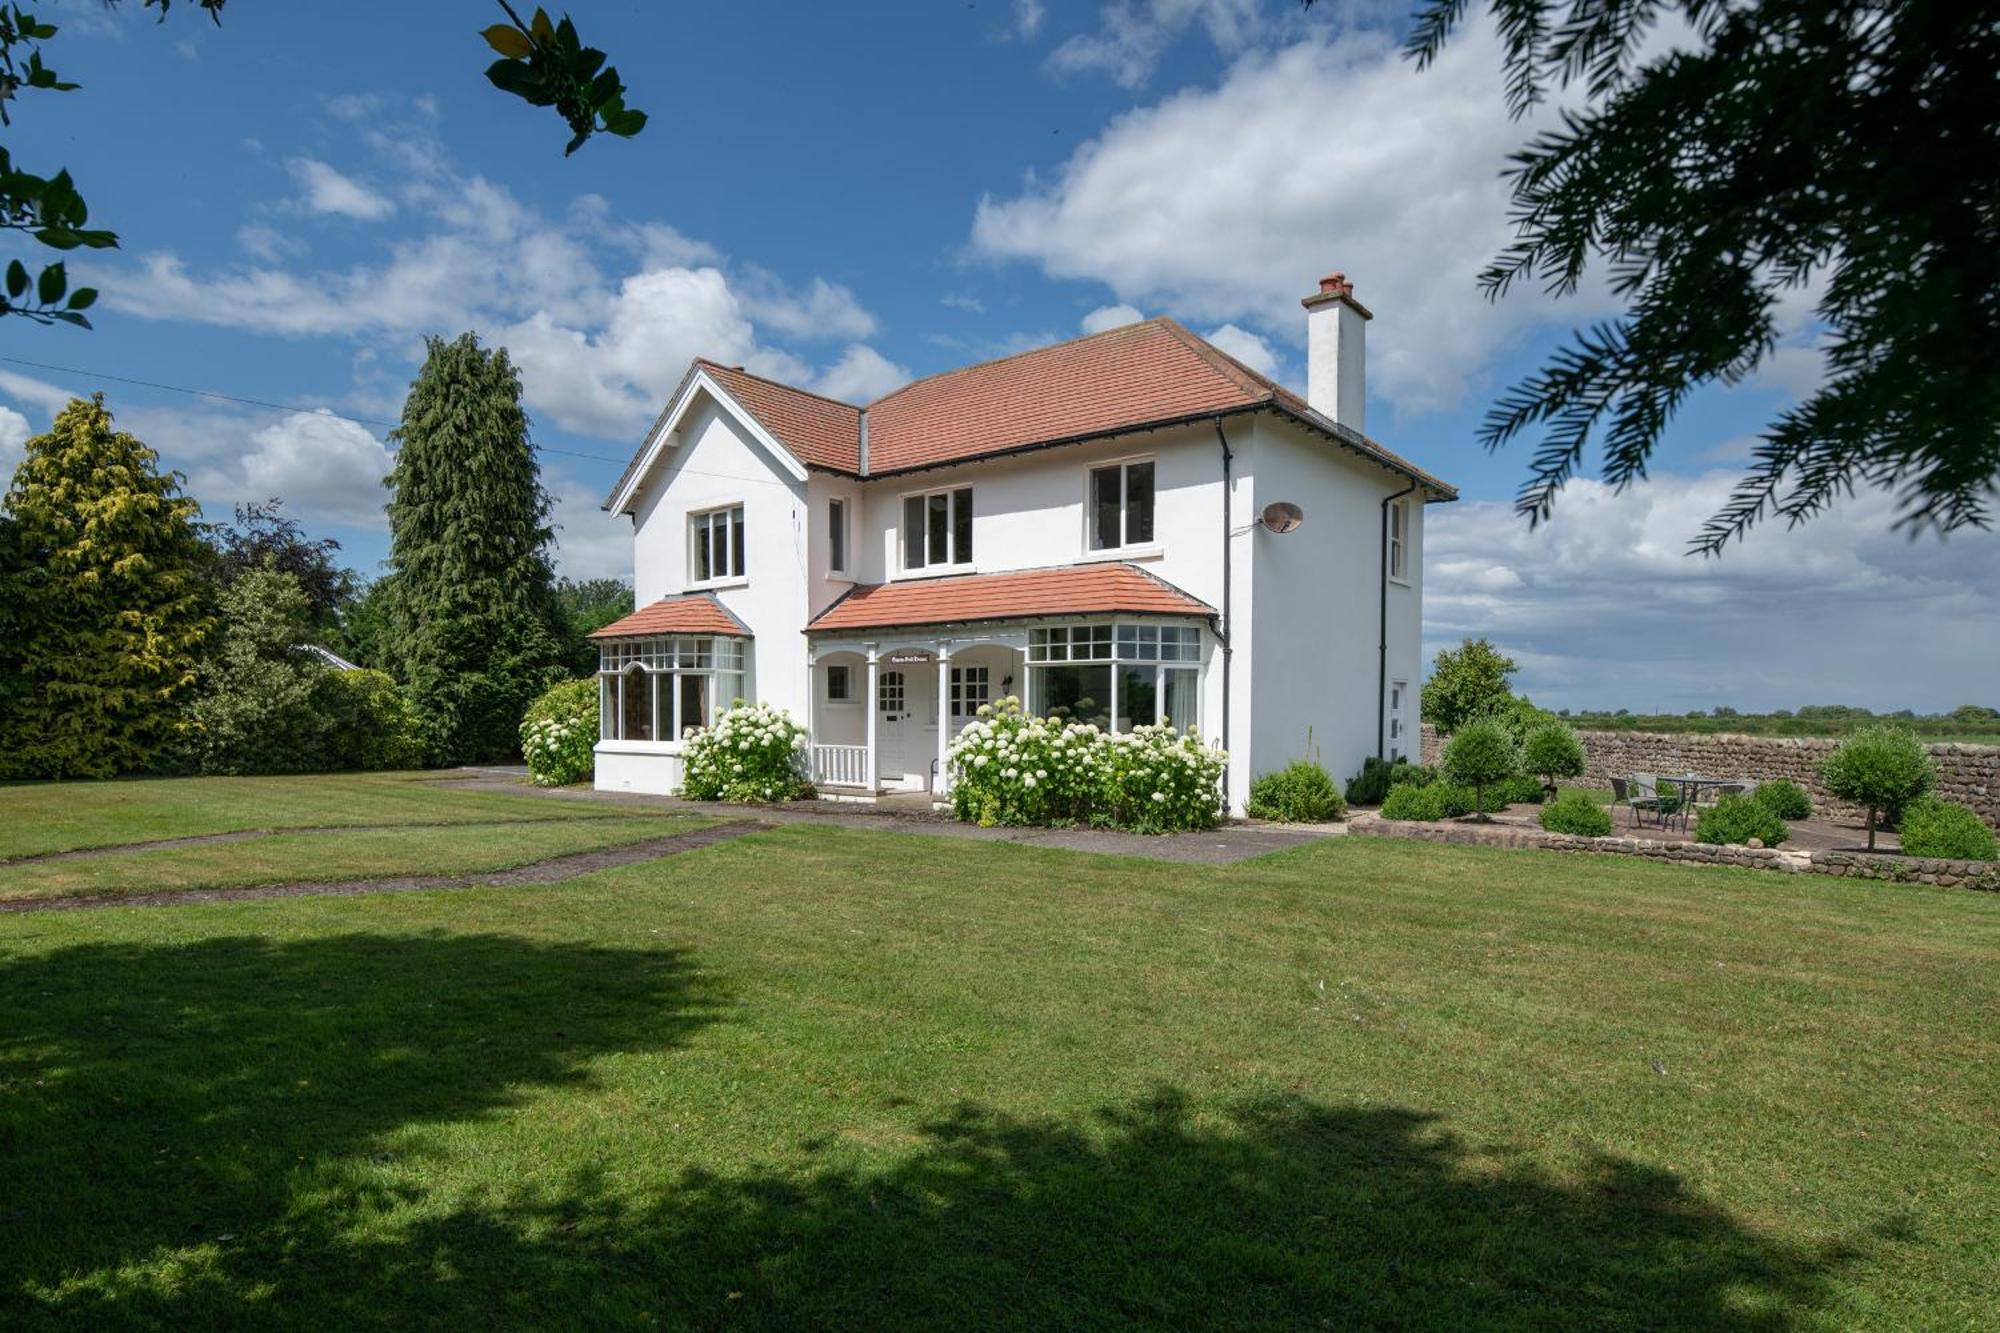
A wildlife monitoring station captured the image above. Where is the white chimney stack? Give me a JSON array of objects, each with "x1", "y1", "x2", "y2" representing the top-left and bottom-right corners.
[{"x1": 1302, "y1": 271, "x2": 1371, "y2": 434}]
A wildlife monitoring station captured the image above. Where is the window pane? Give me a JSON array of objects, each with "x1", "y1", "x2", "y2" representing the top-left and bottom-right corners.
[
  {"x1": 903, "y1": 495, "x2": 926, "y2": 569},
  {"x1": 1126, "y1": 462, "x2": 1155, "y2": 544},
  {"x1": 1090, "y1": 466, "x2": 1121, "y2": 549},
  {"x1": 731, "y1": 507, "x2": 745, "y2": 577},
  {"x1": 827, "y1": 665, "x2": 849, "y2": 701},
  {"x1": 621, "y1": 670, "x2": 652, "y2": 741},
  {"x1": 1163, "y1": 668, "x2": 1198, "y2": 732},
  {"x1": 694, "y1": 514, "x2": 711, "y2": 581},
  {"x1": 1035, "y1": 664, "x2": 1111, "y2": 730},
  {"x1": 927, "y1": 492, "x2": 949, "y2": 565},
  {"x1": 1117, "y1": 666, "x2": 1156, "y2": 732},
  {"x1": 829, "y1": 499, "x2": 845, "y2": 571},
  {"x1": 952, "y1": 489, "x2": 973, "y2": 563},
  {"x1": 600, "y1": 675, "x2": 615, "y2": 740},
  {"x1": 679, "y1": 674, "x2": 709, "y2": 735},
  {"x1": 711, "y1": 517, "x2": 729, "y2": 580}
]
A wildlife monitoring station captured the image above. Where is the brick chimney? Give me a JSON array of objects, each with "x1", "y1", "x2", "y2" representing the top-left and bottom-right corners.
[{"x1": 1301, "y1": 271, "x2": 1372, "y2": 433}]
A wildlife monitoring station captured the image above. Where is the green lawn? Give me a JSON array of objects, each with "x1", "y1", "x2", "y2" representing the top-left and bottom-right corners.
[
  {"x1": 1, "y1": 786, "x2": 1995, "y2": 1328},
  {"x1": 0, "y1": 770, "x2": 636, "y2": 860}
]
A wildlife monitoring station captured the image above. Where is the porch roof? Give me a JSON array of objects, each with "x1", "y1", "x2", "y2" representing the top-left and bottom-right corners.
[
  {"x1": 589, "y1": 593, "x2": 750, "y2": 640},
  {"x1": 806, "y1": 563, "x2": 1213, "y2": 634}
]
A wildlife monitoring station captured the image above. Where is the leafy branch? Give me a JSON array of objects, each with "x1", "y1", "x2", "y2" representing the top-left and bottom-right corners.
[{"x1": 483, "y1": 2, "x2": 647, "y2": 156}]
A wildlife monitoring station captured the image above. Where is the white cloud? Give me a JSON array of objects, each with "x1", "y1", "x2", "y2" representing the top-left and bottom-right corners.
[
  {"x1": 1049, "y1": 0, "x2": 1263, "y2": 87},
  {"x1": 941, "y1": 292, "x2": 987, "y2": 314},
  {"x1": 737, "y1": 272, "x2": 879, "y2": 341},
  {"x1": 1081, "y1": 303, "x2": 1145, "y2": 334},
  {"x1": 547, "y1": 471, "x2": 633, "y2": 581},
  {"x1": 976, "y1": 20, "x2": 1600, "y2": 418},
  {"x1": 1015, "y1": 0, "x2": 1047, "y2": 40},
  {"x1": 1203, "y1": 321, "x2": 1278, "y2": 376},
  {"x1": 815, "y1": 345, "x2": 912, "y2": 402},
  {"x1": 1424, "y1": 474, "x2": 2000, "y2": 713},
  {"x1": 0, "y1": 368, "x2": 78, "y2": 416},
  {"x1": 0, "y1": 405, "x2": 31, "y2": 477},
  {"x1": 288, "y1": 157, "x2": 395, "y2": 220}
]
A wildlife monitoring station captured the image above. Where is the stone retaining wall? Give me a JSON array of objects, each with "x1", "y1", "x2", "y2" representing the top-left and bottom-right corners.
[
  {"x1": 1349, "y1": 812, "x2": 2000, "y2": 891},
  {"x1": 1417, "y1": 724, "x2": 1999, "y2": 826}
]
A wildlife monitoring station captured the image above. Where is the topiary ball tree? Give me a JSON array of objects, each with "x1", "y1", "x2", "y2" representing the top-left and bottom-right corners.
[
  {"x1": 1820, "y1": 725, "x2": 1935, "y2": 851},
  {"x1": 1521, "y1": 720, "x2": 1586, "y2": 798},
  {"x1": 1440, "y1": 719, "x2": 1519, "y2": 823}
]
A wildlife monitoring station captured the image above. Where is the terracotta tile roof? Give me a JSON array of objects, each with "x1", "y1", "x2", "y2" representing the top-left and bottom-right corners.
[
  {"x1": 610, "y1": 316, "x2": 1454, "y2": 509},
  {"x1": 588, "y1": 593, "x2": 751, "y2": 640},
  {"x1": 697, "y1": 361, "x2": 861, "y2": 472},
  {"x1": 806, "y1": 563, "x2": 1213, "y2": 633}
]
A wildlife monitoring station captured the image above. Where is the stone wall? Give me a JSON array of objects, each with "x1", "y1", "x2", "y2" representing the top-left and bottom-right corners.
[
  {"x1": 1349, "y1": 813, "x2": 2000, "y2": 892},
  {"x1": 1417, "y1": 724, "x2": 1999, "y2": 827}
]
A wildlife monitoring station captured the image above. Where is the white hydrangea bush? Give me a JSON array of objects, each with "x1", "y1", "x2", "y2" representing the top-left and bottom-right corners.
[
  {"x1": 947, "y1": 696, "x2": 1225, "y2": 832},
  {"x1": 520, "y1": 678, "x2": 599, "y2": 786},
  {"x1": 680, "y1": 700, "x2": 813, "y2": 802}
]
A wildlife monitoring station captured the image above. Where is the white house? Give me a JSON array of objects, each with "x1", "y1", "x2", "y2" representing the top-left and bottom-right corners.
[{"x1": 589, "y1": 272, "x2": 1455, "y2": 814}]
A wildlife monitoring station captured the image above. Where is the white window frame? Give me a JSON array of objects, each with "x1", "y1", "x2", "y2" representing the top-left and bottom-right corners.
[
  {"x1": 824, "y1": 662, "x2": 854, "y2": 704},
  {"x1": 597, "y1": 636, "x2": 748, "y2": 743},
  {"x1": 949, "y1": 665, "x2": 990, "y2": 719},
  {"x1": 827, "y1": 497, "x2": 849, "y2": 577},
  {"x1": 1387, "y1": 498, "x2": 1410, "y2": 585},
  {"x1": 689, "y1": 503, "x2": 747, "y2": 587},
  {"x1": 897, "y1": 484, "x2": 974, "y2": 575},
  {"x1": 1023, "y1": 621, "x2": 1202, "y2": 733},
  {"x1": 1086, "y1": 455, "x2": 1159, "y2": 555}
]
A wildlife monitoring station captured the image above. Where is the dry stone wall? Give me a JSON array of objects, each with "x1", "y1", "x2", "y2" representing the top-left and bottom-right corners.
[{"x1": 1418, "y1": 724, "x2": 1999, "y2": 826}]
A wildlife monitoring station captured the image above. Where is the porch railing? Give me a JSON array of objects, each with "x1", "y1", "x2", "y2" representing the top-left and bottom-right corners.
[{"x1": 811, "y1": 743, "x2": 869, "y2": 788}]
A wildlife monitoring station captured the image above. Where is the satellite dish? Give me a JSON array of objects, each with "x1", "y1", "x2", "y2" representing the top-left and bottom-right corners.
[{"x1": 1259, "y1": 501, "x2": 1305, "y2": 534}]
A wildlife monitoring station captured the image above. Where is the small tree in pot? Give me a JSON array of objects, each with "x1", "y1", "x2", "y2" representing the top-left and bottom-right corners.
[
  {"x1": 1440, "y1": 719, "x2": 1519, "y2": 823},
  {"x1": 1820, "y1": 725, "x2": 1935, "y2": 851}
]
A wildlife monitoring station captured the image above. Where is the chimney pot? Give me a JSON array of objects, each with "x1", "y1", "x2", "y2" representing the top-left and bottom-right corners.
[{"x1": 1303, "y1": 268, "x2": 1368, "y2": 432}]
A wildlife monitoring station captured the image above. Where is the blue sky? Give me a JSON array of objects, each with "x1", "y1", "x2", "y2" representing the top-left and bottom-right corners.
[{"x1": 2, "y1": 0, "x2": 1993, "y2": 712}]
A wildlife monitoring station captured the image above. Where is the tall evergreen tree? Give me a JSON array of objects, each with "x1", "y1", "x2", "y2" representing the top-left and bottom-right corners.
[
  {"x1": 384, "y1": 333, "x2": 565, "y2": 765},
  {"x1": 0, "y1": 395, "x2": 215, "y2": 778}
]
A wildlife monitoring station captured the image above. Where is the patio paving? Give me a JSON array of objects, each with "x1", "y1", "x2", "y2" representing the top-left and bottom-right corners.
[{"x1": 1484, "y1": 799, "x2": 1902, "y2": 854}]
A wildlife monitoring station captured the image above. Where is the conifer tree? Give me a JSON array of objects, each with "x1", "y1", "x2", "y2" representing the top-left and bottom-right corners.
[
  {"x1": 383, "y1": 333, "x2": 565, "y2": 765},
  {"x1": 0, "y1": 395, "x2": 214, "y2": 778}
]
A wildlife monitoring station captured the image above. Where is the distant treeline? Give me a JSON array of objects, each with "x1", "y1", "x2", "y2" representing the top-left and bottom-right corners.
[{"x1": 1555, "y1": 705, "x2": 2000, "y2": 744}]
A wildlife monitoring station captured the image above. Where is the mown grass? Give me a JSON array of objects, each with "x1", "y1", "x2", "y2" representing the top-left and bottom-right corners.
[
  {"x1": 0, "y1": 815, "x2": 710, "y2": 902},
  {"x1": 0, "y1": 771, "x2": 632, "y2": 860},
  {"x1": 2, "y1": 812, "x2": 1995, "y2": 1329}
]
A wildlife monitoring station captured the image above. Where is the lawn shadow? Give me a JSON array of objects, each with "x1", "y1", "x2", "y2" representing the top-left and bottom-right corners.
[{"x1": 0, "y1": 930, "x2": 724, "y2": 1323}]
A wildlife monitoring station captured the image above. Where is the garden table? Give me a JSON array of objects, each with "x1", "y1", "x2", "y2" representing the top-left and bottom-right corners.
[{"x1": 1659, "y1": 774, "x2": 1737, "y2": 832}]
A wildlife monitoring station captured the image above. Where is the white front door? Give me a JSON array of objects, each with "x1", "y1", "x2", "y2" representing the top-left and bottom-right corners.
[{"x1": 876, "y1": 666, "x2": 935, "y2": 792}]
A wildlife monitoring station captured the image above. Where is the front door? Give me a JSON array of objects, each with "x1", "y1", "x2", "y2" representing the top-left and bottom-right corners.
[{"x1": 876, "y1": 666, "x2": 936, "y2": 792}]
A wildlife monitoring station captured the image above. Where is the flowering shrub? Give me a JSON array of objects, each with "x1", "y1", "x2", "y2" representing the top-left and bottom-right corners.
[
  {"x1": 680, "y1": 700, "x2": 813, "y2": 802},
  {"x1": 520, "y1": 678, "x2": 599, "y2": 786},
  {"x1": 946, "y1": 696, "x2": 1225, "y2": 833}
]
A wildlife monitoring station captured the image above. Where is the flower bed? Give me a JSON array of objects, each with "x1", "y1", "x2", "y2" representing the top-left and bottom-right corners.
[
  {"x1": 947, "y1": 697, "x2": 1226, "y2": 833},
  {"x1": 680, "y1": 701, "x2": 814, "y2": 802}
]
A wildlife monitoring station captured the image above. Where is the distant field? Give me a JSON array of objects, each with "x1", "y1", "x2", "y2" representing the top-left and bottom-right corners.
[{"x1": 1560, "y1": 714, "x2": 2000, "y2": 746}]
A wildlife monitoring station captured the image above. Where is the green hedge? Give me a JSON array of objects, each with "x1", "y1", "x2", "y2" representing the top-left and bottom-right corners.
[
  {"x1": 1539, "y1": 790, "x2": 1613, "y2": 837},
  {"x1": 1751, "y1": 779, "x2": 1813, "y2": 821},
  {"x1": 1898, "y1": 797, "x2": 1997, "y2": 860},
  {"x1": 1247, "y1": 760, "x2": 1347, "y2": 823},
  {"x1": 1695, "y1": 793, "x2": 1790, "y2": 847}
]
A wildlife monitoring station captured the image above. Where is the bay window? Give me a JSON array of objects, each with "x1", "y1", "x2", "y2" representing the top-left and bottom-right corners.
[
  {"x1": 901, "y1": 486, "x2": 973, "y2": 571},
  {"x1": 597, "y1": 636, "x2": 748, "y2": 742},
  {"x1": 1026, "y1": 622, "x2": 1200, "y2": 733},
  {"x1": 1089, "y1": 459, "x2": 1156, "y2": 551},
  {"x1": 691, "y1": 505, "x2": 746, "y2": 584}
]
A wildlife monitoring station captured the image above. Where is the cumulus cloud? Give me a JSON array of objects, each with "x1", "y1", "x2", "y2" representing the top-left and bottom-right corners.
[
  {"x1": 1049, "y1": 0, "x2": 1263, "y2": 87},
  {"x1": 815, "y1": 345, "x2": 913, "y2": 402},
  {"x1": 548, "y1": 471, "x2": 634, "y2": 580},
  {"x1": 0, "y1": 404, "x2": 30, "y2": 476},
  {"x1": 1081, "y1": 303, "x2": 1145, "y2": 334},
  {"x1": 1424, "y1": 474, "x2": 2000, "y2": 713},
  {"x1": 288, "y1": 157, "x2": 395, "y2": 220},
  {"x1": 737, "y1": 272, "x2": 879, "y2": 341},
  {"x1": 1203, "y1": 321, "x2": 1278, "y2": 376},
  {"x1": 1014, "y1": 0, "x2": 1047, "y2": 40},
  {"x1": 976, "y1": 19, "x2": 1601, "y2": 417}
]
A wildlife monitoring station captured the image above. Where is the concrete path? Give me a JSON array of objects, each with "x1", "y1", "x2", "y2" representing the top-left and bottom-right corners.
[{"x1": 443, "y1": 768, "x2": 1344, "y2": 866}]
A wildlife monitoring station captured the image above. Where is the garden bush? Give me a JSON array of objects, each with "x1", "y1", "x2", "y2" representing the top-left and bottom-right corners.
[
  {"x1": 1440, "y1": 719, "x2": 1519, "y2": 822},
  {"x1": 1821, "y1": 725, "x2": 1935, "y2": 850},
  {"x1": 1897, "y1": 797, "x2": 1997, "y2": 861},
  {"x1": 1345, "y1": 756, "x2": 1432, "y2": 805},
  {"x1": 1695, "y1": 793, "x2": 1790, "y2": 847},
  {"x1": 520, "y1": 677, "x2": 600, "y2": 787},
  {"x1": 1380, "y1": 782, "x2": 1449, "y2": 821},
  {"x1": 1247, "y1": 760, "x2": 1346, "y2": 823},
  {"x1": 1494, "y1": 773, "x2": 1549, "y2": 806},
  {"x1": 1750, "y1": 778, "x2": 1813, "y2": 821},
  {"x1": 1540, "y1": 789, "x2": 1613, "y2": 837},
  {"x1": 947, "y1": 698, "x2": 1226, "y2": 833},
  {"x1": 314, "y1": 668, "x2": 423, "y2": 771},
  {"x1": 681, "y1": 701, "x2": 813, "y2": 802}
]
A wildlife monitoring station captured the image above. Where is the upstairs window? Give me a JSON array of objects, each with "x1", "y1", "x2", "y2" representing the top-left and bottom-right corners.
[
  {"x1": 827, "y1": 497, "x2": 848, "y2": 574},
  {"x1": 901, "y1": 486, "x2": 973, "y2": 572},
  {"x1": 1388, "y1": 499, "x2": 1409, "y2": 582},
  {"x1": 691, "y1": 504, "x2": 746, "y2": 584},
  {"x1": 1089, "y1": 459, "x2": 1155, "y2": 551}
]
